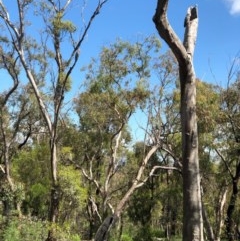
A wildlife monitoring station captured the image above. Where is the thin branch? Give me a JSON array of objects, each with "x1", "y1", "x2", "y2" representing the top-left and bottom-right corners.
[
  {"x1": 0, "y1": 164, "x2": 5, "y2": 174},
  {"x1": 65, "y1": 0, "x2": 109, "y2": 78},
  {"x1": 162, "y1": 146, "x2": 182, "y2": 169},
  {"x1": 135, "y1": 144, "x2": 160, "y2": 183},
  {"x1": 215, "y1": 148, "x2": 234, "y2": 180},
  {"x1": 81, "y1": 167, "x2": 103, "y2": 197},
  {"x1": 18, "y1": 123, "x2": 32, "y2": 149},
  {"x1": 61, "y1": 0, "x2": 72, "y2": 12},
  {"x1": 137, "y1": 165, "x2": 181, "y2": 189},
  {"x1": 0, "y1": 1, "x2": 53, "y2": 133},
  {"x1": 48, "y1": 0, "x2": 58, "y2": 12},
  {"x1": 0, "y1": 2, "x2": 20, "y2": 39}
]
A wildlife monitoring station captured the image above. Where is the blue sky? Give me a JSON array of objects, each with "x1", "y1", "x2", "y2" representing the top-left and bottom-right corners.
[
  {"x1": 77, "y1": 0, "x2": 239, "y2": 141},
  {"x1": 78, "y1": 0, "x2": 240, "y2": 89},
  {"x1": 1, "y1": 0, "x2": 239, "y2": 91}
]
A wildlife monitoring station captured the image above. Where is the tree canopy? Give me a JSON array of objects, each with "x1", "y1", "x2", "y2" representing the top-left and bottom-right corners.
[{"x1": 0, "y1": 1, "x2": 239, "y2": 241}]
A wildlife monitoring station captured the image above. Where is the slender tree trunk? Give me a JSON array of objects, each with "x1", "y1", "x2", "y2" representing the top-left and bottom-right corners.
[
  {"x1": 117, "y1": 215, "x2": 123, "y2": 241},
  {"x1": 153, "y1": 1, "x2": 203, "y2": 240},
  {"x1": 225, "y1": 180, "x2": 238, "y2": 241},
  {"x1": 215, "y1": 185, "x2": 228, "y2": 241},
  {"x1": 46, "y1": 139, "x2": 60, "y2": 241},
  {"x1": 202, "y1": 202, "x2": 215, "y2": 241},
  {"x1": 94, "y1": 181, "x2": 139, "y2": 241},
  {"x1": 225, "y1": 162, "x2": 240, "y2": 241},
  {"x1": 2, "y1": 143, "x2": 14, "y2": 219},
  {"x1": 94, "y1": 145, "x2": 159, "y2": 241},
  {"x1": 201, "y1": 185, "x2": 228, "y2": 241},
  {"x1": 95, "y1": 182, "x2": 142, "y2": 241}
]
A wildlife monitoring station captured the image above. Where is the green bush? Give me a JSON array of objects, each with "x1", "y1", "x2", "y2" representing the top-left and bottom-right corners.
[
  {"x1": 3, "y1": 217, "x2": 47, "y2": 241},
  {"x1": 53, "y1": 223, "x2": 81, "y2": 241},
  {"x1": 133, "y1": 226, "x2": 153, "y2": 241},
  {"x1": 132, "y1": 227, "x2": 167, "y2": 241},
  {"x1": 121, "y1": 233, "x2": 133, "y2": 241},
  {"x1": 2, "y1": 217, "x2": 82, "y2": 241}
]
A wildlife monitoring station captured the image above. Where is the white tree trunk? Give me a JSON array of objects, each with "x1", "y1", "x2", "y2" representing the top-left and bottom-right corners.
[{"x1": 94, "y1": 144, "x2": 160, "y2": 241}]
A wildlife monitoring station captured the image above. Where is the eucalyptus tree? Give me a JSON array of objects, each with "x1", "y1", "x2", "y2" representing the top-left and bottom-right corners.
[
  {"x1": 215, "y1": 63, "x2": 240, "y2": 241},
  {"x1": 0, "y1": 0, "x2": 109, "y2": 240},
  {"x1": 78, "y1": 37, "x2": 187, "y2": 241},
  {"x1": 0, "y1": 46, "x2": 42, "y2": 219},
  {"x1": 193, "y1": 80, "x2": 223, "y2": 241},
  {"x1": 0, "y1": 48, "x2": 21, "y2": 215},
  {"x1": 0, "y1": 89, "x2": 22, "y2": 218},
  {"x1": 153, "y1": 1, "x2": 203, "y2": 240},
  {"x1": 72, "y1": 36, "x2": 164, "y2": 240}
]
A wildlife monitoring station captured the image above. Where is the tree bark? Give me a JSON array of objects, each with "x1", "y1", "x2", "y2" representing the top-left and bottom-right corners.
[
  {"x1": 153, "y1": 1, "x2": 203, "y2": 241},
  {"x1": 225, "y1": 162, "x2": 240, "y2": 241},
  {"x1": 215, "y1": 185, "x2": 228, "y2": 241},
  {"x1": 94, "y1": 144, "x2": 159, "y2": 241},
  {"x1": 202, "y1": 202, "x2": 215, "y2": 241}
]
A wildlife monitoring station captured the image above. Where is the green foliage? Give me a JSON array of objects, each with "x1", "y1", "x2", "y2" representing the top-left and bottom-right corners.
[
  {"x1": 196, "y1": 79, "x2": 220, "y2": 133},
  {"x1": 2, "y1": 217, "x2": 47, "y2": 241},
  {"x1": 12, "y1": 144, "x2": 51, "y2": 217},
  {"x1": 81, "y1": 35, "x2": 161, "y2": 102},
  {"x1": 50, "y1": 223, "x2": 81, "y2": 241},
  {"x1": 59, "y1": 164, "x2": 87, "y2": 208},
  {"x1": 1, "y1": 217, "x2": 81, "y2": 241},
  {"x1": 58, "y1": 164, "x2": 87, "y2": 236},
  {"x1": 173, "y1": 79, "x2": 220, "y2": 134},
  {"x1": 30, "y1": 183, "x2": 48, "y2": 199},
  {"x1": 120, "y1": 233, "x2": 134, "y2": 241},
  {"x1": 51, "y1": 11, "x2": 76, "y2": 36},
  {"x1": 13, "y1": 144, "x2": 51, "y2": 185},
  {"x1": 58, "y1": 71, "x2": 72, "y2": 92},
  {"x1": 133, "y1": 226, "x2": 160, "y2": 241},
  {"x1": 0, "y1": 181, "x2": 15, "y2": 204}
]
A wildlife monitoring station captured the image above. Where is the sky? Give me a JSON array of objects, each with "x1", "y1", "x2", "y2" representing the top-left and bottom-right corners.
[
  {"x1": 77, "y1": 0, "x2": 240, "y2": 141},
  {"x1": 78, "y1": 0, "x2": 240, "y2": 89},
  {"x1": 1, "y1": 0, "x2": 239, "y2": 90}
]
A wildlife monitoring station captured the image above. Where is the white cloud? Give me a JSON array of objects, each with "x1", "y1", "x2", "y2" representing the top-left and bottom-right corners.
[{"x1": 225, "y1": 0, "x2": 240, "y2": 15}]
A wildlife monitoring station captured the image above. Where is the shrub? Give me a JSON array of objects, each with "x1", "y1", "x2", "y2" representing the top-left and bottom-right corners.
[
  {"x1": 121, "y1": 233, "x2": 133, "y2": 241},
  {"x1": 3, "y1": 217, "x2": 47, "y2": 241}
]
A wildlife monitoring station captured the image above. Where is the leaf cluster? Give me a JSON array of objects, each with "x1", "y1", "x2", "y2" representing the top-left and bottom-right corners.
[{"x1": 51, "y1": 11, "x2": 76, "y2": 37}]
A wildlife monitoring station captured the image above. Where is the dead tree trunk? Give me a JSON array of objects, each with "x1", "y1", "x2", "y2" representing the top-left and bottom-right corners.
[{"x1": 153, "y1": 1, "x2": 203, "y2": 241}]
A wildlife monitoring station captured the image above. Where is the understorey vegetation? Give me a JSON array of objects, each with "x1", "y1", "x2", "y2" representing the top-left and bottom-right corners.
[{"x1": 0, "y1": 1, "x2": 239, "y2": 241}]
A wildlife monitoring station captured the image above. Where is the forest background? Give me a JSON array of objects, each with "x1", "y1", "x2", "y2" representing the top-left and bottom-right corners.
[{"x1": 0, "y1": 0, "x2": 240, "y2": 241}]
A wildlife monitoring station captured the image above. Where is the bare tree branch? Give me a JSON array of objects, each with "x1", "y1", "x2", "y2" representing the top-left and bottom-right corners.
[{"x1": 215, "y1": 148, "x2": 234, "y2": 180}]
